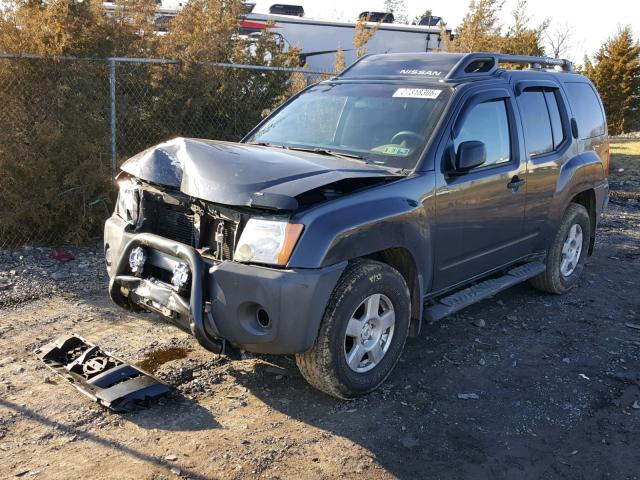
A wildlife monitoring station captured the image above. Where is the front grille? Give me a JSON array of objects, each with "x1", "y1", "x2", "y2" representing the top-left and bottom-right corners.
[
  {"x1": 156, "y1": 207, "x2": 195, "y2": 246},
  {"x1": 139, "y1": 189, "x2": 239, "y2": 260},
  {"x1": 139, "y1": 191, "x2": 197, "y2": 246}
]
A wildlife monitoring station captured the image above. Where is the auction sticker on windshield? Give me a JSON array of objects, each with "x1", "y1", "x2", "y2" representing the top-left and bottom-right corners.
[{"x1": 392, "y1": 88, "x2": 442, "y2": 99}]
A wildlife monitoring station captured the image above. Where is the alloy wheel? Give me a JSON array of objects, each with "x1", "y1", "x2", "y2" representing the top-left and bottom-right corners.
[{"x1": 344, "y1": 293, "x2": 396, "y2": 373}]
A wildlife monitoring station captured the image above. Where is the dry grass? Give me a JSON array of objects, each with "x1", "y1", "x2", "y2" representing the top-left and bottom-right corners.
[{"x1": 609, "y1": 138, "x2": 640, "y2": 191}]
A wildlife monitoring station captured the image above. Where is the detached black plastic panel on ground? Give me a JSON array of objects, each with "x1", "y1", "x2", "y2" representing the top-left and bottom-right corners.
[{"x1": 34, "y1": 334, "x2": 171, "y2": 412}]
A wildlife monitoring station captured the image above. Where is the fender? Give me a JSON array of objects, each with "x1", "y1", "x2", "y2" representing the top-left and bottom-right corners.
[
  {"x1": 289, "y1": 174, "x2": 435, "y2": 292},
  {"x1": 552, "y1": 150, "x2": 605, "y2": 225}
]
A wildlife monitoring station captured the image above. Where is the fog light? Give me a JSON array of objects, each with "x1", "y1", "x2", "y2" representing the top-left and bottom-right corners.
[
  {"x1": 171, "y1": 262, "x2": 190, "y2": 291},
  {"x1": 128, "y1": 246, "x2": 146, "y2": 274}
]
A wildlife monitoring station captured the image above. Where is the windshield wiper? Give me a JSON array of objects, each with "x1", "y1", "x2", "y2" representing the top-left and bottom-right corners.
[
  {"x1": 286, "y1": 146, "x2": 366, "y2": 161},
  {"x1": 247, "y1": 142, "x2": 288, "y2": 149},
  {"x1": 249, "y1": 143, "x2": 371, "y2": 164}
]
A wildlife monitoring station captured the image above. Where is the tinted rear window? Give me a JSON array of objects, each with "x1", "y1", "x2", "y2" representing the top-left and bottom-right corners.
[{"x1": 565, "y1": 82, "x2": 605, "y2": 139}]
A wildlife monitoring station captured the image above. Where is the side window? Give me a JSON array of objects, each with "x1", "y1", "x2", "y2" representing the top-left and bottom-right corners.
[
  {"x1": 519, "y1": 88, "x2": 553, "y2": 156},
  {"x1": 565, "y1": 82, "x2": 606, "y2": 139},
  {"x1": 454, "y1": 99, "x2": 511, "y2": 167},
  {"x1": 544, "y1": 89, "x2": 565, "y2": 149}
]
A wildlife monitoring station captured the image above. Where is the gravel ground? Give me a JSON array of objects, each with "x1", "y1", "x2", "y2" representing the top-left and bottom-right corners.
[
  {"x1": 0, "y1": 245, "x2": 107, "y2": 310},
  {"x1": 0, "y1": 155, "x2": 639, "y2": 479}
]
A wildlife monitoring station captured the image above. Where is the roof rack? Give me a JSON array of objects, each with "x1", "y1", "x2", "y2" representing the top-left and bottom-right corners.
[
  {"x1": 336, "y1": 52, "x2": 574, "y2": 82},
  {"x1": 446, "y1": 53, "x2": 573, "y2": 80}
]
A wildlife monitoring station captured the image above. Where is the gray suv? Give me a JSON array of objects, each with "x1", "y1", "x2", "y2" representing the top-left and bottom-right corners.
[{"x1": 104, "y1": 52, "x2": 609, "y2": 398}]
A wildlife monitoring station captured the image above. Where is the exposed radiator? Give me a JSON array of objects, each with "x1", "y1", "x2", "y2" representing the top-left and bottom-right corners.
[
  {"x1": 155, "y1": 206, "x2": 196, "y2": 246},
  {"x1": 140, "y1": 190, "x2": 238, "y2": 260}
]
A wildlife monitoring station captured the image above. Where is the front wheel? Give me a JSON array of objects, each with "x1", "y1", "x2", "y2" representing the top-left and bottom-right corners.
[
  {"x1": 530, "y1": 203, "x2": 591, "y2": 294},
  {"x1": 296, "y1": 259, "x2": 410, "y2": 399}
]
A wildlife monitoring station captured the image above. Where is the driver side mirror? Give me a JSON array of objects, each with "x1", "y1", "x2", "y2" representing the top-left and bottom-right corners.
[{"x1": 455, "y1": 141, "x2": 486, "y2": 172}]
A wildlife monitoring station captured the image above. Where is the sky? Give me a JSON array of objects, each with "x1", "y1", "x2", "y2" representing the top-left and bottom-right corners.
[{"x1": 242, "y1": 0, "x2": 640, "y2": 63}]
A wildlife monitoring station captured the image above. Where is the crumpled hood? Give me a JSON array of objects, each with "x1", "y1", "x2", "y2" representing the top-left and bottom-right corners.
[{"x1": 120, "y1": 137, "x2": 399, "y2": 210}]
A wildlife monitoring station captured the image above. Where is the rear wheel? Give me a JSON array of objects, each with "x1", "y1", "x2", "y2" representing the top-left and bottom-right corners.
[
  {"x1": 296, "y1": 259, "x2": 410, "y2": 399},
  {"x1": 530, "y1": 203, "x2": 591, "y2": 294}
]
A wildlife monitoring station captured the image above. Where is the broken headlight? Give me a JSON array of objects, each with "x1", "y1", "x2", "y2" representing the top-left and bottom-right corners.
[
  {"x1": 116, "y1": 179, "x2": 139, "y2": 224},
  {"x1": 234, "y1": 219, "x2": 303, "y2": 266}
]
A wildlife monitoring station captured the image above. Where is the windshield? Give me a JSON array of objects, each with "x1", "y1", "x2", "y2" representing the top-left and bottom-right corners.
[{"x1": 245, "y1": 82, "x2": 451, "y2": 169}]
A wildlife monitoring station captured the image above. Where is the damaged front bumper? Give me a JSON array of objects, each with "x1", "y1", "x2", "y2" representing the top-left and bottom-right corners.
[{"x1": 105, "y1": 216, "x2": 345, "y2": 355}]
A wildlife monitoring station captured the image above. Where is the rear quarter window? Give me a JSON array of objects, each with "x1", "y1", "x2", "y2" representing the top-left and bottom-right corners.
[
  {"x1": 544, "y1": 90, "x2": 566, "y2": 149},
  {"x1": 518, "y1": 89, "x2": 553, "y2": 156},
  {"x1": 564, "y1": 82, "x2": 606, "y2": 139}
]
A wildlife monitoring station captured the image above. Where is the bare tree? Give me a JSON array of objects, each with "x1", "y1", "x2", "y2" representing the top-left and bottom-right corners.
[
  {"x1": 384, "y1": 0, "x2": 408, "y2": 24},
  {"x1": 545, "y1": 21, "x2": 574, "y2": 59}
]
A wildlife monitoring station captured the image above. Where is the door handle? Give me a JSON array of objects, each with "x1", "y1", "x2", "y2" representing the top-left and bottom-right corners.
[{"x1": 507, "y1": 176, "x2": 526, "y2": 192}]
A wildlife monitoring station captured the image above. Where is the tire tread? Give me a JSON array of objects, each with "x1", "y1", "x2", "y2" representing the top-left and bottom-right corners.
[
  {"x1": 296, "y1": 259, "x2": 409, "y2": 399},
  {"x1": 530, "y1": 203, "x2": 590, "y2": 294}
]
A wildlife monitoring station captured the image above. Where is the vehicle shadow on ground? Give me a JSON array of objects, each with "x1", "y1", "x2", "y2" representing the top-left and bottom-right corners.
[
  {"x1": 0, "y1": 398, "x2": 217, "y2": 480},
  {"x1": 222, "y1": 275, "x2": 639, "y2": 479}
]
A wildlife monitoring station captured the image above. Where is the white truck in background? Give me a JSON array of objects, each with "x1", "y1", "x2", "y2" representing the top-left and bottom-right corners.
[
  {"x1": 241, "y1": 11, "x2": 449, "y2": 72},
  {"x1": 102, "y1": 1, "x2": 450, "y2": 72}
]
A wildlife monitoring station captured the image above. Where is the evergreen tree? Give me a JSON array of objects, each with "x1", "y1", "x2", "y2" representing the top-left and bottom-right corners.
[
  {"x1": 500, "y1": 0, "x2": 547, "y2": 56},
  {"x1": 0, "y1": 0, "x2": 158, "y2": 57},
  {"x1": 446, "y1": 0, "x2": 547, "y2": 56},
  {"x1": 448, "y1": 0, "x2": 503, "y2": 52},
  {"x1": 585, "y1": 26, "x2": 640, "y2": 134}
]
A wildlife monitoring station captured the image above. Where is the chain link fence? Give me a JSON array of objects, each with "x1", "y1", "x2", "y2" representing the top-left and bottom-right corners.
[{"x1": 0, "y1": 55, "x2": 332, "y2": 249}]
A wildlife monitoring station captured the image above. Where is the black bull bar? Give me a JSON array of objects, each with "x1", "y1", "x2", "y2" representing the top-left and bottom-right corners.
[{"x1": 108, "y1": 233, "x2": 224, "y2": 354}]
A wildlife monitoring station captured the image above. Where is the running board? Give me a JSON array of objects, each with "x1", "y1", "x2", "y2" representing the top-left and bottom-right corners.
[{"x1": 424, "y1": 262, "x2": 546, "y2": 323}]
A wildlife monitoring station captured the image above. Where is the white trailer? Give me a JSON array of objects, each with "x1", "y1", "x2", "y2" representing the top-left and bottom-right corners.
[{"x1": 241, "y1": 13, "x2": 449, "y2": 72}]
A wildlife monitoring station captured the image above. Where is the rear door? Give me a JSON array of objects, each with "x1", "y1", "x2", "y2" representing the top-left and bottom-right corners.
[
  {"x1": 432, "y1": 87, "x2": 528, "y2": 291},
  {"x1": 513, "y1": 81, "x2": 574, "y2": 250}
]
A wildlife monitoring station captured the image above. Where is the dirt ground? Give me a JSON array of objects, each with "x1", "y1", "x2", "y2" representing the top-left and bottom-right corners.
[{"x1": 1, "y1": 140, "x2": 639, "y2": 480}]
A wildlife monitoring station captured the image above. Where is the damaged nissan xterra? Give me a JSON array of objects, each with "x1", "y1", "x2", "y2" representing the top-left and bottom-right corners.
[{"x1": 105, "y1": 52, "x2": 609, "y2": 398}]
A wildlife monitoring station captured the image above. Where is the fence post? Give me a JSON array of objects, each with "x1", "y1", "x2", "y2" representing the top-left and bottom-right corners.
[{"x1": 109, "y1": 58, "x2": 117, "y2": 172}]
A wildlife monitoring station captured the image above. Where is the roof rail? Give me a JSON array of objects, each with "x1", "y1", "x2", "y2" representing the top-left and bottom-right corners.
[{"x1": 446, "y1": 53, "x2": 573, "y2": 80}]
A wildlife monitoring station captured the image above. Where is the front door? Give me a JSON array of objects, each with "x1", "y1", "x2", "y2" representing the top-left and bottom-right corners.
[{"x1": 433, "y1": 90, "x2": 528, "y2": 291}]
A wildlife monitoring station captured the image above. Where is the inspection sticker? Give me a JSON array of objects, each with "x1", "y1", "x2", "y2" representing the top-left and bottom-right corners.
[
  {"x1": 393, "y1": 88, "x2": 442, "y2": 99},
  {"x1": 382, "y1": 146, "x2": 411, "y2": 156}
]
